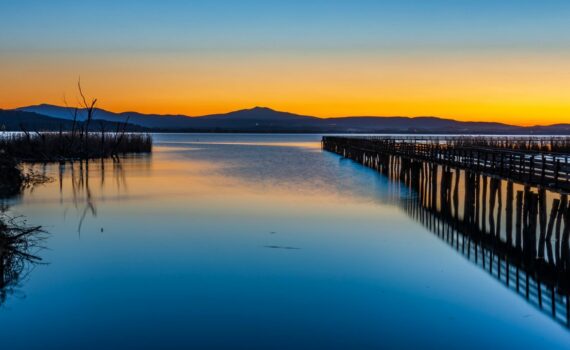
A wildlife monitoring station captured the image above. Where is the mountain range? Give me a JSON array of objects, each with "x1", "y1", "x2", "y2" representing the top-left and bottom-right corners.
[{"x1": 0, "y1": 104, "x2": 568, "y2": 134}]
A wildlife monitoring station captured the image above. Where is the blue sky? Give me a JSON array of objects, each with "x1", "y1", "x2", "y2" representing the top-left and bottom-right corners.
[
  {"x1": 1, "y1": 0, "x2": 570, "y2": 124},
  {"x1": 2, "y1": 0, "x2": 569, "y2": 53}
]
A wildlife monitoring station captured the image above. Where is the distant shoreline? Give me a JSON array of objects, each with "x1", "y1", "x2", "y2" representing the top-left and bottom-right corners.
[{"x1": 4, "y1": 106, "x2": 570, "y2": 135}]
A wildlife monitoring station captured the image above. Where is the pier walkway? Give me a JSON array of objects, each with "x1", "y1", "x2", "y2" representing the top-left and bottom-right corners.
[{"x1": 322, "y1": 136, "x2": 570, "y2": 193}]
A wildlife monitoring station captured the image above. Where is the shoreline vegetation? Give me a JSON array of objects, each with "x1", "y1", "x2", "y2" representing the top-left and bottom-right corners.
[
  {"x1": 0, "y1": 209, "x2": 45, "y2": 304},
  {"x1": 0, "y1": 131, "x2": 152, "y2": 197},
  {"x1": 1, "y1": 132, "x2": 152, "y2": 162},
  {"x1": 0, "y1": 84, "x2": 152, "y2": 302},
  {"x1": 0, "y1": 131, "x2": 152, "y2": 198},
  {"x1": 1, "y1": 82, "x2": 152, "y2": 197}
]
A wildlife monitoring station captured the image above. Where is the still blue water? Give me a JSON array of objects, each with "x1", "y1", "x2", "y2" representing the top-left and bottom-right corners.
[{"x1": 1, "y1": 134, "x2": 569, "y2": 349}]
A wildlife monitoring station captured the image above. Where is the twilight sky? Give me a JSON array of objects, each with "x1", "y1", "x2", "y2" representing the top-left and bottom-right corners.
[{"x1": 1, "y1": 0, "x2": 569, "y2": 125}]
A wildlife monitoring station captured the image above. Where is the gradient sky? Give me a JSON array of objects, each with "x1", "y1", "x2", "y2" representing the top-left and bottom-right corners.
[{"x1": 1, "y1": 0, "x2": 569, "y2": 125}]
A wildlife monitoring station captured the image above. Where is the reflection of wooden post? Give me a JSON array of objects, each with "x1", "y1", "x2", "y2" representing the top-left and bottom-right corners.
[
  {"x1": 567, "y1": 295, "x2": 570, "y2": 327},
  {"x1": 426, "y1": 162, "x2": 431, "y2": 208},
  {"x1": 446, "y1": 168, "x2": 453, "y2": 216},
  {"x1": 489, "y1": 178, "x2": 497, "y2": 236},
  {"x1": 525, "y1": 273, "x2": 530, "y2": 299},
  {"x1": 482, "y1": 176, "x2": 488, "y2": 233},
  {"x1": 538, "y1": 188, "x2": 547, "y2": 259},
  {"x1": 537, "y1": 279, "x2": 542, "y2": 308},
  {"x1": 472, "y1": 174, "x2": 481, "y2": 228},
  {"x1": 431, "y1": 164, "x2": 438, "y2": 210},
  {"x1": 551, "y1": 287, "x2": 556, "y2": 318},
  {"x1": 516, "y1": 191, "x2": 523, "y2": 249},
  {"x1": 522, "y1": 187, "x2": 531, "y2": 258},
  {"x1": 556, "y1": 196, "x2": 568, "y2": 263},
  {"x1": 497, "y1": 252, "x2": 502, "y2": 279},
  {"x1": 547, "y1": 199, "x2": 560, "y2": 242},
  {"x1": 496, "y1": 179, "x2": 503, "y2": 238},
  {"x1": 445, "y1": 167, "x2": 453, "y2": 216},
  {"x1": 453, "y1": 168, "x2": 460, "y2": 219},
  {"x1": 506, "y1": 182, "x2": 514, "y2": 245},
  {"x1": 463, "y1": 172, "x2": 471, "y2": 223},
  {"x1": 506, "y1": 258, "x2": 510, "y2": 287},
  {"x1": 524, "y1": 192, "x2": 539, "y2": 261},
  {"x1": 556, "y1": 195, "x2": 568, "y2": 242},
  {"x1": 561, "y1": 205, "x2": 570, "y2": 268},
  {"x1": 424, "y1": 162, "x2": 429, "y2": 208},
  {"x1": 440, "y1": 167, "x2": 447, "y2": 214}
]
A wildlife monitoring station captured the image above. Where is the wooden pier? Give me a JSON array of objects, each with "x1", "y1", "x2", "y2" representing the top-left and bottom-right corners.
[
  {"x1": 322, "y1": 136, "x2": 570, "y2": 192},
  {"x1": 323, "y1": 136, "x2": 570, "y2": 328}
]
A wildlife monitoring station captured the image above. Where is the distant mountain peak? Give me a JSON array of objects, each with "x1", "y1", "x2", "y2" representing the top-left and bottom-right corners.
[
  {"x1": 11, "y1": 103, "x2": 570, "y2": 133},
  {"x1": 234, "y1": 106, "x2": 280, "y2": 115},
  {"x1": 250, "y1": 106, "x2": 274, "y2": 111},
  {"x1": 215, "y1": 106, "x2": 312, "y2": 120}
]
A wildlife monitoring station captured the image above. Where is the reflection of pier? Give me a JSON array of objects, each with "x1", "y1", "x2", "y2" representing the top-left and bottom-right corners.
[
  {"x1": 323, "y1": 136, "x2": 570, "y2": 329},
  {"x1": 403, "y1": 196, "x2": 570, "y2": 327}
]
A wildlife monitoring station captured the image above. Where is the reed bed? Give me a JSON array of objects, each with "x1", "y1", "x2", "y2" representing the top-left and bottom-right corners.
[{"x1": 0, "y1": 131, "x2": 152, "y2": 162}]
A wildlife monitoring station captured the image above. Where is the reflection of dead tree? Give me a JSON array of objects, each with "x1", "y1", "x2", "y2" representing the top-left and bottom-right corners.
[
  {"x1": 58, "y1": 158, "x2": 127, "y2": 234},
  {"x1": 66, "y1": 160, "x2": 96, "y2": 235},
  {"x1": 77, "y1": 160, "x2": 96, "y2": 235},
  {"x1": 0, "y1": 211, "x2": 45, "y2": 305}
]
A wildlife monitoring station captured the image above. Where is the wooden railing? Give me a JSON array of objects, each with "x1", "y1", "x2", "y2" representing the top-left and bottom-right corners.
[{"x1": 323, "y1": 136, "x2": 570, "y2": 192}]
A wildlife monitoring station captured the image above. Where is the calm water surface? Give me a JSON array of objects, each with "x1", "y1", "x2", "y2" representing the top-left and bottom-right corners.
[{"x1": 1, "y1": 134, "x2": 569, "y2": 349}]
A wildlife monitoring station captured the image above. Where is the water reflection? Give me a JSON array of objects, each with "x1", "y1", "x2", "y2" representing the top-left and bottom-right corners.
[
  {"x1": 2, "y1": 134, "x2": 570, "y2": 349},
  {"x1": 364, "y1": 154, "x2": 570, "y2": 329},
  {"x1": 0, "y1": 203, "x2": 45, "y2": 306},
  {"x1": 24, "y1": 156, "x2": 151, "y2": 234}
]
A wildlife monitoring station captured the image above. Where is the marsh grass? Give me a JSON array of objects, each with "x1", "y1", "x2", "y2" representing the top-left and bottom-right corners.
[{"x1": 0, "y1": 131, "x2": 152, "y2": 162}]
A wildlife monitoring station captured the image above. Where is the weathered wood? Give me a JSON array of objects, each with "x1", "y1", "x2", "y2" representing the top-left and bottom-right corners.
[{"x1": 322, "y1": 136, "x2": 570, "y2": 192}]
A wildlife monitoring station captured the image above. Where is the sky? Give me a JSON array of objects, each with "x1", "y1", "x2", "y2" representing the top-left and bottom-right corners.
[{"x1": 1, "y1": 0, "x2": 569, "y2": 125}]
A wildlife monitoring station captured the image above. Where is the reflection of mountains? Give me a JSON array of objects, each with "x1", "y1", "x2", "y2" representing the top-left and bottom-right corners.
[{"x1": 381, "y1": 158, "x2": 570, "y2": 329}]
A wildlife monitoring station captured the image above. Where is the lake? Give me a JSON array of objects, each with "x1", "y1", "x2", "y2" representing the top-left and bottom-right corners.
[{"x1": 1, "y1": 133, "x2": 569, "y2": 349}]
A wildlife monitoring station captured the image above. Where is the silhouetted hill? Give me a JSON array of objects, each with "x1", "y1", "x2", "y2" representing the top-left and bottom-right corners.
[
  {"x1": 18, "y1": 104, "x2": 191, "y2": 128},
  {"x1": 0, "y1": 109, "x2": 147, "y2": 132},
  {"x1": 13, "y1": 104, "x2": 570, "y2": 134}
]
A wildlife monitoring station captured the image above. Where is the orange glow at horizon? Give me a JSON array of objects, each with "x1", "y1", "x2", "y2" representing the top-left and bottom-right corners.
[{"x1": 1, "y1": 52, "x2": 570, "y2": 127}]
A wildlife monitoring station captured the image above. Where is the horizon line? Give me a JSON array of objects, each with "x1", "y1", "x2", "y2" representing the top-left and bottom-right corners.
[{"x1": 6, "y1": 102, "x2": 564, "y2": 128}]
